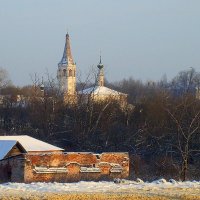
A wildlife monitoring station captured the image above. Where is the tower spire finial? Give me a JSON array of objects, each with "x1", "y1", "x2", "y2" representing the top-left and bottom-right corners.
[
  {"x1": 97, "y1": 51, "x2": 104, "y2": 87},
  {"x1": 100, "y1": 50, "x2": 102, "y2": 64}
]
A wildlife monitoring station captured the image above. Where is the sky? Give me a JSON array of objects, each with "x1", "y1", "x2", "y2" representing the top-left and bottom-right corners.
[{"x1": 1, "y1": 0, "x2": 200, "y2": 86}]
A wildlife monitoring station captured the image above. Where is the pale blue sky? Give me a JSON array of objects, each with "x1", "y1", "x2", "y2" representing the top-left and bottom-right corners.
[{"x1": 1, "y1": 0, "x2": 200, "y2": 86}]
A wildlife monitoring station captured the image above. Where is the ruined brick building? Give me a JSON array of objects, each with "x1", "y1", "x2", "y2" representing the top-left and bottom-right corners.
[
  {"x1": 57, "y1": 33, "x2": 127, "y2": 105},
  {"x1": 0, "y1": 135, "x2": 129, "y2": 183}
]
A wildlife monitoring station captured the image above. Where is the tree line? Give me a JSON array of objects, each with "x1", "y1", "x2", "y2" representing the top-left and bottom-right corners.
[{"x1": 0, "y1": 67, "x2": 200, "y2": 181}]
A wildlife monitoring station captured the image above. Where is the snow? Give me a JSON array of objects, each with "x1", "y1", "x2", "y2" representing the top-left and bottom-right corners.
[
  {"x1": 79, "y1": 86, "x2": 126, "y2": 96},
  {"x1": 0, "y1": 135, "x2": 63, "y2": 153},
  {"x1": 0, "y1": 179, "x2": 200, "y2": 193},
  {"x1": 33, "y1": 166, "x2": 68, "y2": 174},
  {"x1": 110, "y1": 165, "x2": 123, "y2": 173},
  {"x1": 0, "y1": 140, "x2": 17, "y2": 160},
  {"x1": 80, "y1": 167, "x2": 101, "y2": 173}
]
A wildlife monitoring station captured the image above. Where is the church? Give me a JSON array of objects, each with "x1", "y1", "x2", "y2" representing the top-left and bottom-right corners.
[{"x1": 57, "y1": 33, "x2": 127, "y2": 106}]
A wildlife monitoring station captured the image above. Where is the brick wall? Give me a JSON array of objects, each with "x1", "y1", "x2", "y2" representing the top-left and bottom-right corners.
[
  {"x1": 24, "y1": 152, "x2": 129, "y2": 183},
  {"x1": 0, "y1": 152, "x2": 129, "y2": 183}
]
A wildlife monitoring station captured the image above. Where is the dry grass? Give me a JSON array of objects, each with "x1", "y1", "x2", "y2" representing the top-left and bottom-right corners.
[
  {"x1": 0, "y1": 193, "x2": 172, "y2": 200},
  {"x1": 0, "y1": 188, "x2": 200, "y2": 200}
]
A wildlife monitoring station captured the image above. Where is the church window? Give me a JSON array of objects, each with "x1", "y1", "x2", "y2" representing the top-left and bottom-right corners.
[
  {"x1": 63, "y1": 69, "x2": 66, "y2": 76},
  {"x1": 69, "y1": 69, "x2": 72, "y2": 77}
]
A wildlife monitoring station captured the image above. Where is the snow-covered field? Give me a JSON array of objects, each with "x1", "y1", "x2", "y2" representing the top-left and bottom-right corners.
[
  {"x1": 0, "y1": 179, "x2": 200, "y2": 199},
  {"x1": 1, "y1": 179, "x2": 200, "y2": 193}
]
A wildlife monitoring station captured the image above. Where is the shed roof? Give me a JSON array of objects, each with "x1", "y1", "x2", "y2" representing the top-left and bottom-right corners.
[
  {"x1": 0, "y1": 135, "x2": 64, "y2": 155},
  {"x1": 0, "y1": 140, "x2": 17, "y2": 160}
]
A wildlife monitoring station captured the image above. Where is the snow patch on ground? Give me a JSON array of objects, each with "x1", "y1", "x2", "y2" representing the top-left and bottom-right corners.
[{"x1": 0, "y1": 179, "x2": 200, "y2": 193}]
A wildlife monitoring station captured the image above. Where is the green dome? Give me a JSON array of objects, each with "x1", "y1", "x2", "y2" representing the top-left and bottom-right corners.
[{"x1": 97, "y1": 63, "x2": 104, "y2": 69}]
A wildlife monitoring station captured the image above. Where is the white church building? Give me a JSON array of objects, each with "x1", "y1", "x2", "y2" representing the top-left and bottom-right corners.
[{"x1": 57, "y1": 33, "x2": 127, "y2": 105}]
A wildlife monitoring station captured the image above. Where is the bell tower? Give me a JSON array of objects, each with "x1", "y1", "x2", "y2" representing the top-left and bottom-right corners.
[
  {"x1": 97, "y1": 56, "x2": 104, "y2": 87},
  {"x1": 57, "y1": 33, "x2": 76, "y2": 95}
]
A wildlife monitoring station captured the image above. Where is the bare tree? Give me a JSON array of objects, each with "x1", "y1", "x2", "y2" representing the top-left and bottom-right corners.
[
  {"x1": 170, "y1": 68, "x2": 200, "y2": 96},
  {"x1": 165, "y1": 95, "x2": 200, "y2": 180},
  {"x1": 0, "y1": 68, "x2": 11, "y2": 89}
]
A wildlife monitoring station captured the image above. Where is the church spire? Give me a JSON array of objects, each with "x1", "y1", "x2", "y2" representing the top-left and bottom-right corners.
[
  {"x1": 97, "y1": 55, "x2": 104, "y2": 87},
  {"x1": 59, "y1": 33, "x2": 74, "y2": 65},
  {"x1": 97, "y1": 55, "x2": 103, "y2": 69},
  {"x1": 57, "y1": 33, "x2": 76, "y2": 96}
]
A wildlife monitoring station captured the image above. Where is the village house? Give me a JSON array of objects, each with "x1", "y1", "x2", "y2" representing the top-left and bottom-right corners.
[{"x1": 0, "y1": 135, "x2": 129, "y2": 183}]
